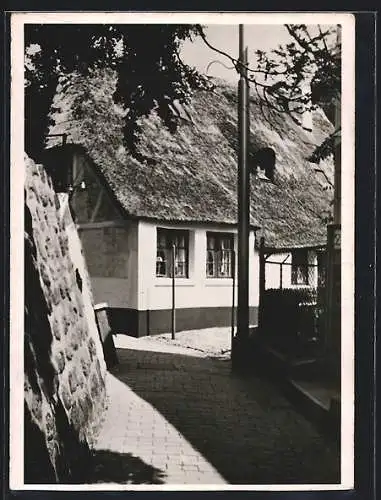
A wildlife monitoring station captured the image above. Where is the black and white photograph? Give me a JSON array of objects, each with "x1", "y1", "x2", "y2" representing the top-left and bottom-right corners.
[{"x1": 10, "y1": 12, "x2": 355, "y2": 490}]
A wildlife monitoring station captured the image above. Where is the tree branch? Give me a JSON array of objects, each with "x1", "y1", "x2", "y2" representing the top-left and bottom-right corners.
[{"x1": 196, "y1": 27, "x2": 240, "y2": 72}]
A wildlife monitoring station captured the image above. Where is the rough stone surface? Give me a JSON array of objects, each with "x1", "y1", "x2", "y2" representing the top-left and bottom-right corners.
[{"x1": 24, "y1": 155, "x2": 107, "y2": 483}]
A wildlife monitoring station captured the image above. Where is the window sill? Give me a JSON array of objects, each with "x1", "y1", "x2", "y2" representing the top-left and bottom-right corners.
[
  {"x1": 155, "y1": 278, "x2": 195, "y2": 287},
  {"x1": 205, "y1": 278, "x2": 234, "y2": 287},
  {"x1": 154, "y1": 278, "x2": 236, "y2": 288}
]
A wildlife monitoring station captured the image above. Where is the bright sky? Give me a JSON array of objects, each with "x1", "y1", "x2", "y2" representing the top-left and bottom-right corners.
[
  {"x1": 181, "y1": 24, "x2": 336, "y2": 84},
  {"x1": 181, "y1": 25, "x2": 287, "y2": 83},
  {"x1": 26, "y1": 22, "x2": 336, "y2": 86}
]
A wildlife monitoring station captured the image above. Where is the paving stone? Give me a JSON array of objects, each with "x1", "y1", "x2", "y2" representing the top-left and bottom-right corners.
[{"x1": 92, "y1": 333, "x2": 340, "y2": 485}]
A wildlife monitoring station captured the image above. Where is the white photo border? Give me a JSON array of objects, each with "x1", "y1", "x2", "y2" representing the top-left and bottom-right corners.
[{"x1": 10, "y1": 11, "x2": 355, "y2": 491}]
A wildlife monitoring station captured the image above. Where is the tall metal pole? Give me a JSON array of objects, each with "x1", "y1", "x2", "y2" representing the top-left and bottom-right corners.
[
  {"x1": 231, "y1": 249, "x2": 236, "y2": 348},
  {"x1": 171, "y1": 243, "x2": 176, "y2": 340},
  {"x1": 258, "y1": 236, "x2": 265, "y2": 331},
  {"x1": 237, "y1": 25, "x2": 250, "y2": 341}
]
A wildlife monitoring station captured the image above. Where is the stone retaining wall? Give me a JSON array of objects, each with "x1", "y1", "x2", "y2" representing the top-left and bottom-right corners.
[{"x1": 24, "y1": 155, "x2": 107, "y2": 483}]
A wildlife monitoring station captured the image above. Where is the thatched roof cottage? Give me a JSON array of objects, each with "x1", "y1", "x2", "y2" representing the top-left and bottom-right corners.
[{"x1": 43, "y1": 69, "x2": 333, "y2": 336}]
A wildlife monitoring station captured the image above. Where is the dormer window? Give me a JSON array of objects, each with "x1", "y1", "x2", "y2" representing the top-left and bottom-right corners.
[
  {"x1": 255, "y1": 166, "x2": 273, "y2": 182},
  {"x1": 252, "y1": 147, "x2": 276, "y2": 182}
]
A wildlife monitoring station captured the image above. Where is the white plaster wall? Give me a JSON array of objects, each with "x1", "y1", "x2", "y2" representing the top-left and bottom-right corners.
[
  {"x1": 265, "y1": 250, "x2": 318, "y2": 289},
  {"x1": 78, "y1": 221, "x2": 139, "y2": 309},
  {"x1": 265, "y1": 253, "x2": 292, "y2": 289},
  {"x1": 90, "y1": 277, "x2": 136, "y2": 309},
  {"x1": 137, "y1": 220, "x2": 259, "y2": 312}
]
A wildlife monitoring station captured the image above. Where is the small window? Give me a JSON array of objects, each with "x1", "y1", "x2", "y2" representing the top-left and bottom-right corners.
[
  {"x1": 291, "y1": 250, "x2": 309, "y2": 285},
  {"x1": 316, "y1": 251, "x2": 327, "y2": 289},
  {"x1": 156, "y1": 228, "x2": 189, "y2": 278},
  {"x1": 206, "y1": 232, "x2": 234, "y2": 278}
]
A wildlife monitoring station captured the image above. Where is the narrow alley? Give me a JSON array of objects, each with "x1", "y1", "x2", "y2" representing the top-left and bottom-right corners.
[{"x1": 91, "y1": 331, "x2": 340, "y2": 485}]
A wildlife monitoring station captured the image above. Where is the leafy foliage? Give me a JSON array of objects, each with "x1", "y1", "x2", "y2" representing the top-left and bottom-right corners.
[
  {"x1": 250, "y1": 24, "x2": 341, "y2": 163},
  {"x1": 262, "y1": 287, "x2": 320, "y2": 354},
  {"x1": 307, "y1": 128, "x2": 340, "y2": 164},
  {"x1": 25, "y1": 23, "x2": 340, "y2": 165},
  {"x1": 25, "y1": 24, "x2": 212, "y2": 161},
  {"x1": 198, "y1": 24, "x2": 341, "y2": 161}
]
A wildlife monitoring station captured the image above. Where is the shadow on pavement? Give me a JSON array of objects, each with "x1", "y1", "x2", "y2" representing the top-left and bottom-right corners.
[
  {"x1": 89, "y1": 449, "x2": 166, "y2": 484},
  {"x1": 111, "y1": 346, "x2": 340, "y2": 485}
]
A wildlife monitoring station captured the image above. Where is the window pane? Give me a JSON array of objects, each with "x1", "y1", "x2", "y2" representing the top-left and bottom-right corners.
[
  {"x1": 175, "y1": 246, "x2": 187, "y2": 277},
  {"x1": 297, "y1": 266, "x2": 308, "y2": 285},
  {"x1": 206, "y1": 233, "x2": 233, "y2": 277},
  {"x1": 157, "y1": 232, "x2": 167, "y2": 249},
  {"x1": 156, "y1": 228, "x2": 189, "y2": 278},
  {"x1": 156, "y1": 250, "x2": 168, "y2": 276},
  {"x1": 178, "y1": 235, "x2": 185, "y2": 248},
  {"x1": 176, "y1": 248, "x2": 186, "y2": 262},
  {"x1": 221, "y1": 237, "x2": 233, "y2": 250},
  {"x1": 291, "y1": 250, "x2": 308, "y2": 285},
  {"x1": 293, "y1": 250, "x2": 307, "y2": 267},
  {"x1": 206, "y1": 250, "x2": 216, "y2": 277},
  {"x1": 207, "y1": 236, "x2": 216, "y2": 250},
  {"x1": 218, "y1": 249, "x2": 232, "y2": 277},
  {"x1": 175, "y1": 262, "x2": 186, "y2": 277}
]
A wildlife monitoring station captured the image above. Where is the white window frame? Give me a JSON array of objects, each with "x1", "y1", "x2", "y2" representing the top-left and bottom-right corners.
[
  {"x1": 156, "y1": 228, "x2": 189, "y2": 278},
  {"x1": 206, "y1": 232, "x2": 234, "y2": 279}
]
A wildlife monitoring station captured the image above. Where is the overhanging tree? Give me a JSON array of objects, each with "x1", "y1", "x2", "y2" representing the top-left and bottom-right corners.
[
  {"x1": 197, "y1": 24, "x2": 341, "y2": 161},
  {"x1": 25, "y1": 24, "x2": 212, "y2": 162},
  {"x1": 25, "y1": 23, "x2": 340, "y2": 164}
]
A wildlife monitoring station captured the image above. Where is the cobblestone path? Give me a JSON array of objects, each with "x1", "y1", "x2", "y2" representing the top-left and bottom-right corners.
[{"x1": 92, "y1": 336, "x2": 340, "y2": 485}]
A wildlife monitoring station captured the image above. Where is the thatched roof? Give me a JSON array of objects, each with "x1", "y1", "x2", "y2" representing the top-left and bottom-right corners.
[{"x1": 47, "y1": 69, "x2": 334, "y2": 248}]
